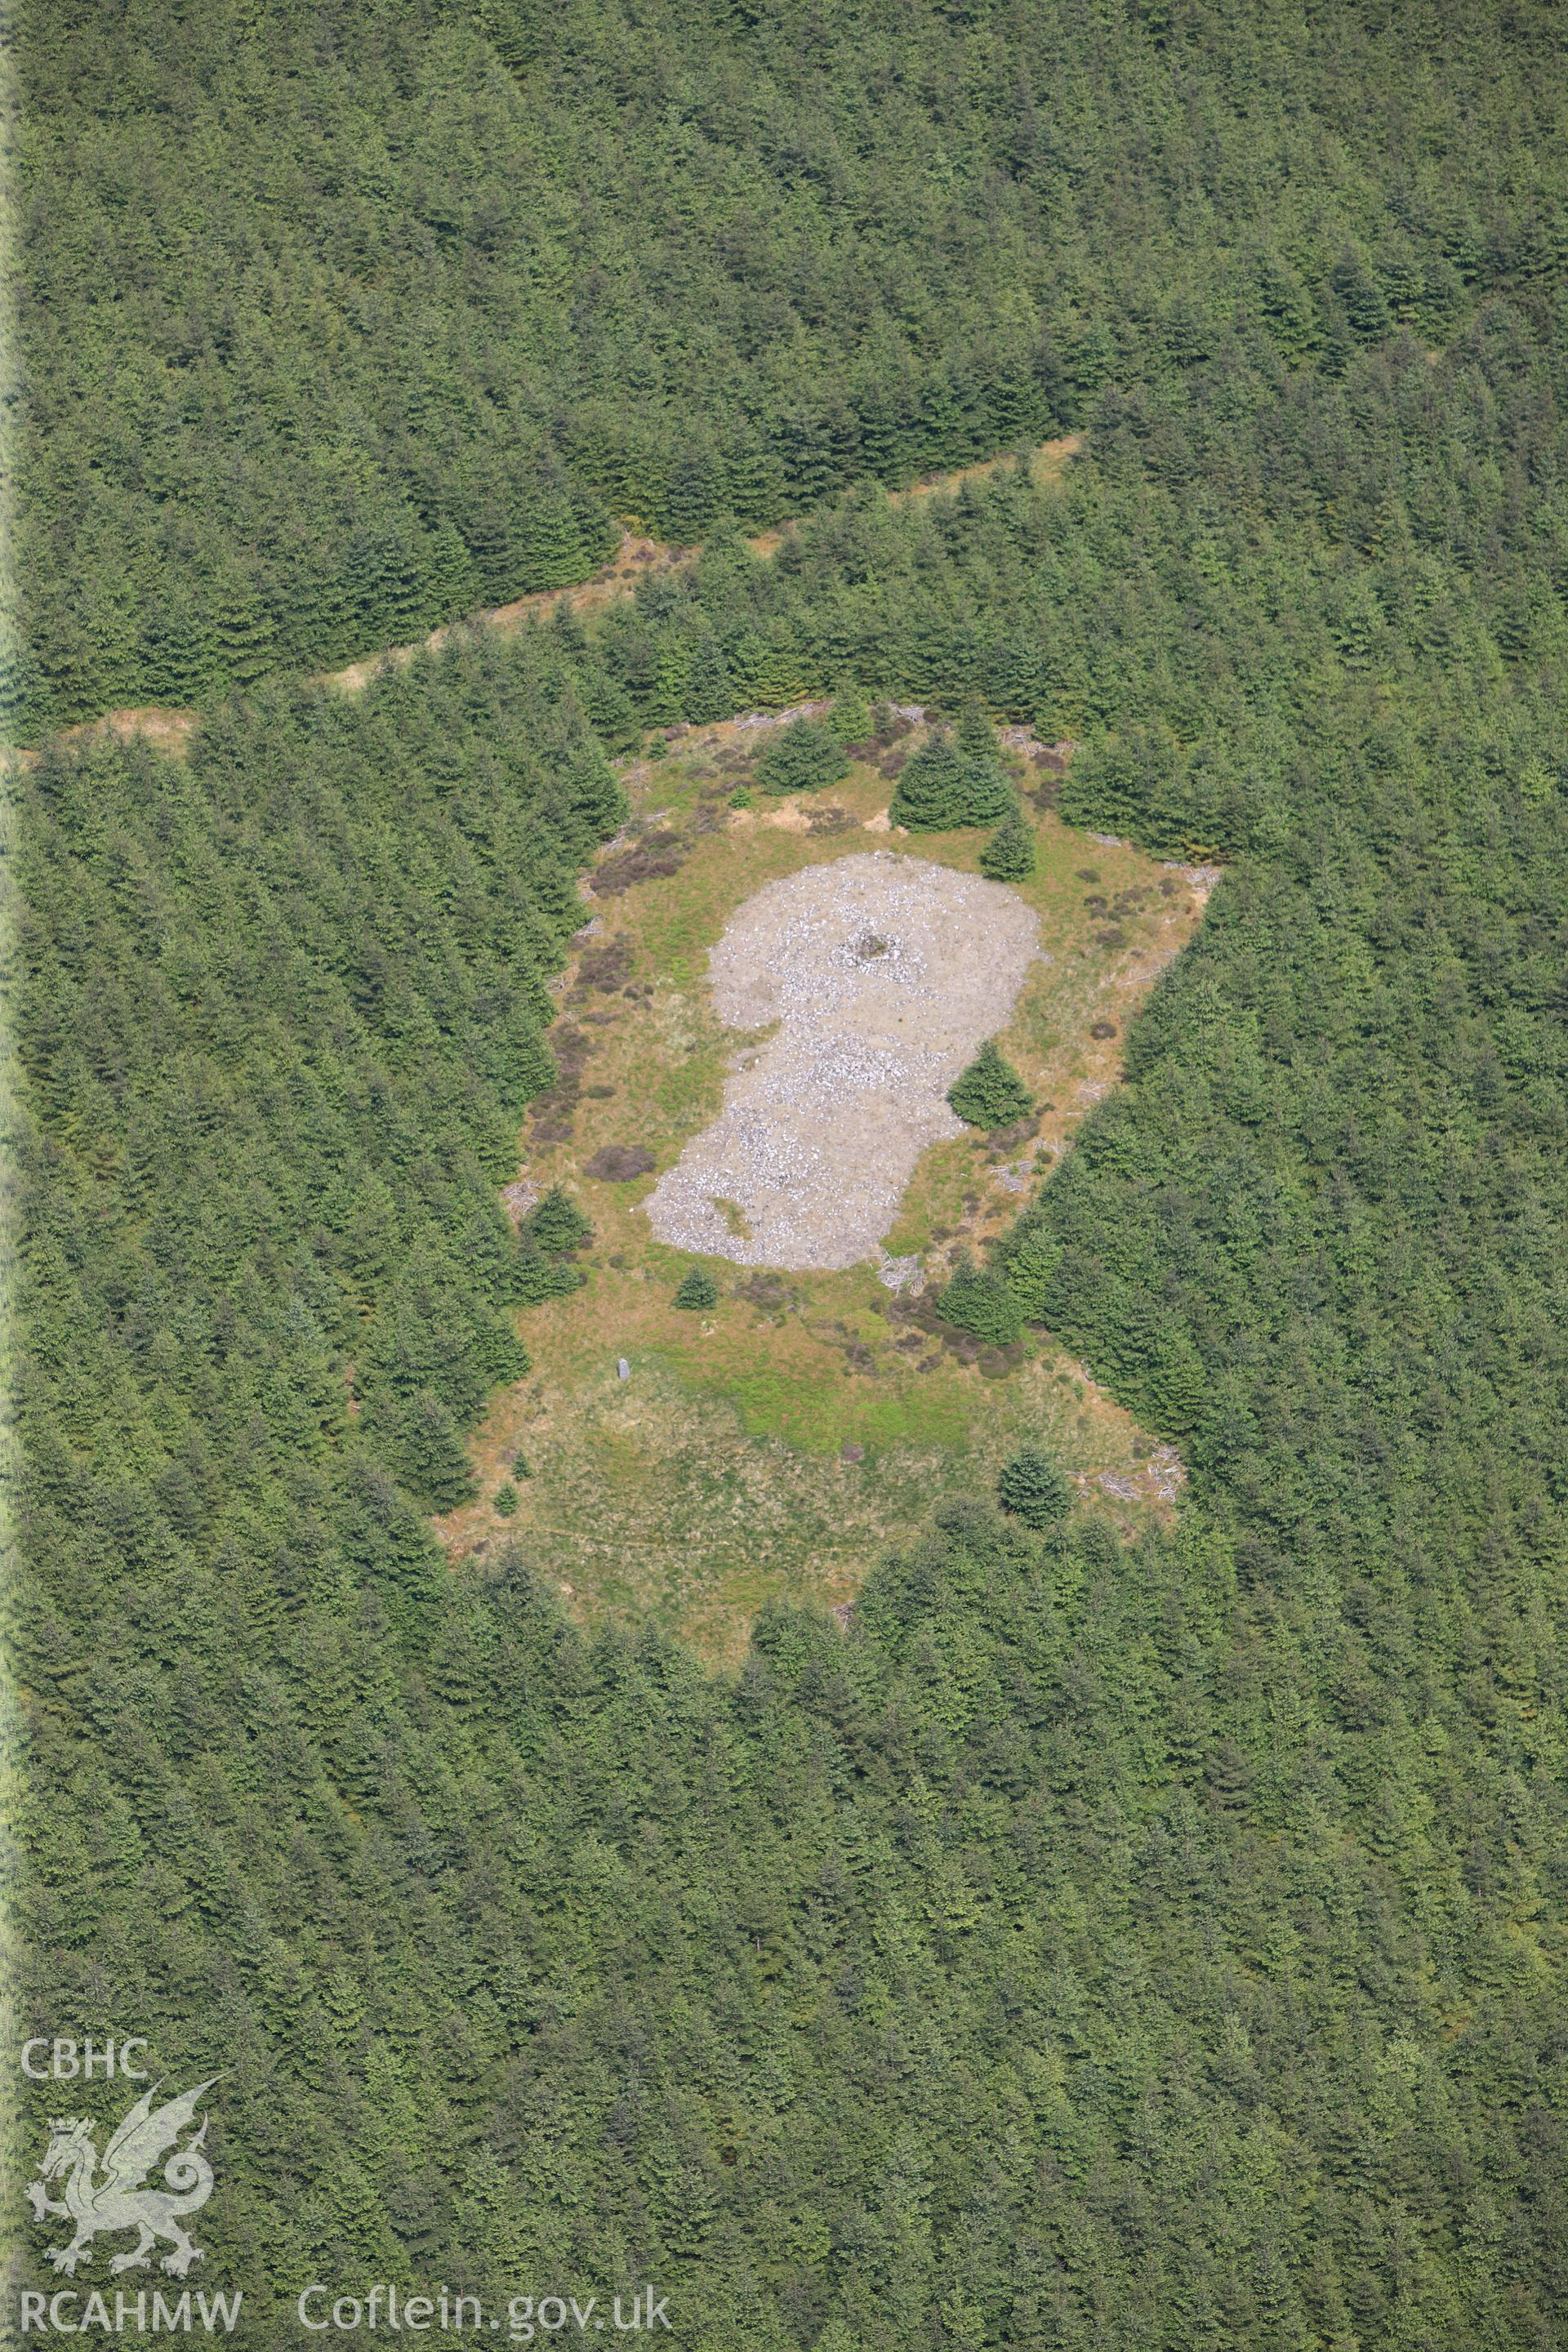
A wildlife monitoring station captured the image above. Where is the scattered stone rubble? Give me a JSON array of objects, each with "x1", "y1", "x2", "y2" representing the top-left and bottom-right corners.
[
  {"x1": 732, "y1": 702, "x2": 831, "y2": 731},
  {"x1": 1099, "y1": 1447, "x2": 1187, "y2": 1507},
  {"x1": 875, "y1": 1250, "x2": 925, "y2": 1295},
  {"x1": 1147, "y1": 1445, "x2": 1186, "y2": 1502},
  {"x1": 500, "y1": 1178, "x2": 540, "y2": 1227},
  {"x1": 644, "y1": 852, "x2": 1040, "y2": 1270}
]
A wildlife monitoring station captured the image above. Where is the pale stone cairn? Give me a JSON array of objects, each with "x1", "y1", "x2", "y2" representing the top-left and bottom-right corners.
[{"x1": 644, "y1": 851, "x2": 1040, "y2": 1272}]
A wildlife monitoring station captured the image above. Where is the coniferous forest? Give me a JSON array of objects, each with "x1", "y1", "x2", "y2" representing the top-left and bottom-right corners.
[{"x1": 10, "y1": 2, "x2": 1568, "y2": 2346}]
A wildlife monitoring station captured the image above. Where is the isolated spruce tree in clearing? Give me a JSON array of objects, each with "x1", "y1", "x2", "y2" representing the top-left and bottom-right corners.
[
  {"x1": 954, "y1": 695, "x2": 1017, "y2": 822},
  {"x1": 979, "y1": 802, "x2": 1037, "y2": 880},
  {"x1": 755, "y1": 718, "x2": 850, "y2": 795},
  {"x1": 493, "y1": 1481, "x2": 519, "y2": 1517},
  {"x1": 528, "y1": 1185, "x2": 592, "y2": 1255},
  {"x1": 997, "y1": 1447, "x2": 1072, "y2": 1529},
  {"x1": 937, "y1": 1251, "x2": 1024, "y2": 1347},
  {"x1": 892, "y1": 724, "x2": 1014, "y2": 830},
  {"x1": 889, "y1": 729, "x2": 969, "y2": 829},
  {"x1": 947, "y1": 1040, "x2": 1033, "y2": 1129},
  {"x1": 675, "y1": 1266, "x2": 719, "y2": 1310},
  {"x1": 962, "y1": 760, "x2": 1015, "y2": 825}
]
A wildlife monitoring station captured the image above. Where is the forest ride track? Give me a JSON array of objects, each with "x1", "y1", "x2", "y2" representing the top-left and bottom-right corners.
[
  {"x1": 28, "y1": 528, "x2": 689, "y2": 766},
  {"x1": 30, "y1": 437, "x2": 1082, "y2": 764}
]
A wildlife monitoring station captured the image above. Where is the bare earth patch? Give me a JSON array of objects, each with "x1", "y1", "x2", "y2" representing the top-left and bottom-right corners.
[{"x1": 644, "y1": 851, "x2": 1040, "y2": 1269}]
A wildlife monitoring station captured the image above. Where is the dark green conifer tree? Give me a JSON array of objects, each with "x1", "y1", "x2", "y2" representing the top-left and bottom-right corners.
[
  {"x1": 979, "y1": 804, "x2": 1036, "y2": 880},
  {"x1": 755, "y1": 718, "x2": 849, "y2": 795},
  {"x1": 570, "y1": 482, "x2": 620, "y2": 570},
  {"x1": 954, "y1": 693, "x2": 1000, "y2": 765},
  {"x1": 947, "y1": 1041, "x2": 1033, "y2": 1129},
  {"x1": 721, "y1": 431, "x2": 788, "y2": 528},
  {"x1": 212, "y1": 570, "x2": 277, "y2": 686},
  {"x1": 425, "y1": 522, "x2": 479, "y2": 621},
  {"x1": 519, "y1": 492, "x2": 589, "y2": 592},
  {"x1": 465, "y1": 503, "x2": 515, "y2": 604},
  {"x1": 684, "y1": 635, "x2": 736, "y2": 725},
  {"x1": 937, "y1": 1251, "x2": 1024, "y2": 1346},
  {"x1": 996, "y1": 1447, "x2": 1072, "y2": 1528},
  {"x1": 827, "y1": 679, "x2": 874, "y2": 747},
  {"x1": 892, "y1": 725, "x2": 1014, "y2": 828},
  {"x1": 527, "y1": 1186, "x2": 592, "y2": 1255},
  {"x1": 381, "y1": 1392, "x2": 474, "y2": 1510},
  {"x1": 139, "y1": 594, "x2": 216, "y2": 705},
  {"x1": 662, "y1": 447, "x2": 725, "y2": 543},
  {"x1": 890, "y1": 729, "x2": 970, "y2": 828}
]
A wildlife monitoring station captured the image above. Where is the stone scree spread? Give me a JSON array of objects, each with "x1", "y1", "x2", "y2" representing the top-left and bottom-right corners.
[{"x1": 644, "y1": 851, "x2": 1041, "y2": 1271}]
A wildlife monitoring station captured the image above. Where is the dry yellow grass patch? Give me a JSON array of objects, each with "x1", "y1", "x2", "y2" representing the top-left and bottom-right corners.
[
  {"x1": 320, "y1": 533, "x2": 688, "y2": 696},
  {"x1": 746, "y1": 435, "x2": 1080, "y2": 556},
  {"x1": 889, "y1": 431, "x2": 1082, "y2": 506}
]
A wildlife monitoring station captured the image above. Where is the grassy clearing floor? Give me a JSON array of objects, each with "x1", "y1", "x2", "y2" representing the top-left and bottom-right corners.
[{"x1": 434, "y1": 719, "x2": 1212, "y2": 1666}]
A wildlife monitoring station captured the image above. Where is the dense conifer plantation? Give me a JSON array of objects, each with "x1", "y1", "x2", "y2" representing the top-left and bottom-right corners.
[{"x1": 11, "y1": 0, "x2": 1568, "y2": 729}]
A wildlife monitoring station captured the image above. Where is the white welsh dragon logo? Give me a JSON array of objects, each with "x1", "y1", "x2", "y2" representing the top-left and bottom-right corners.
[{"x1": 26, "y1": 2080, "x2": 218, "y2": 2278}]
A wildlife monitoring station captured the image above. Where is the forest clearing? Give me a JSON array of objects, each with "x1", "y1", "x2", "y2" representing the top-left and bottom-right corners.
[{"x1": 434, "y1": 710, "x2": 1211, "y2": 1661}]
